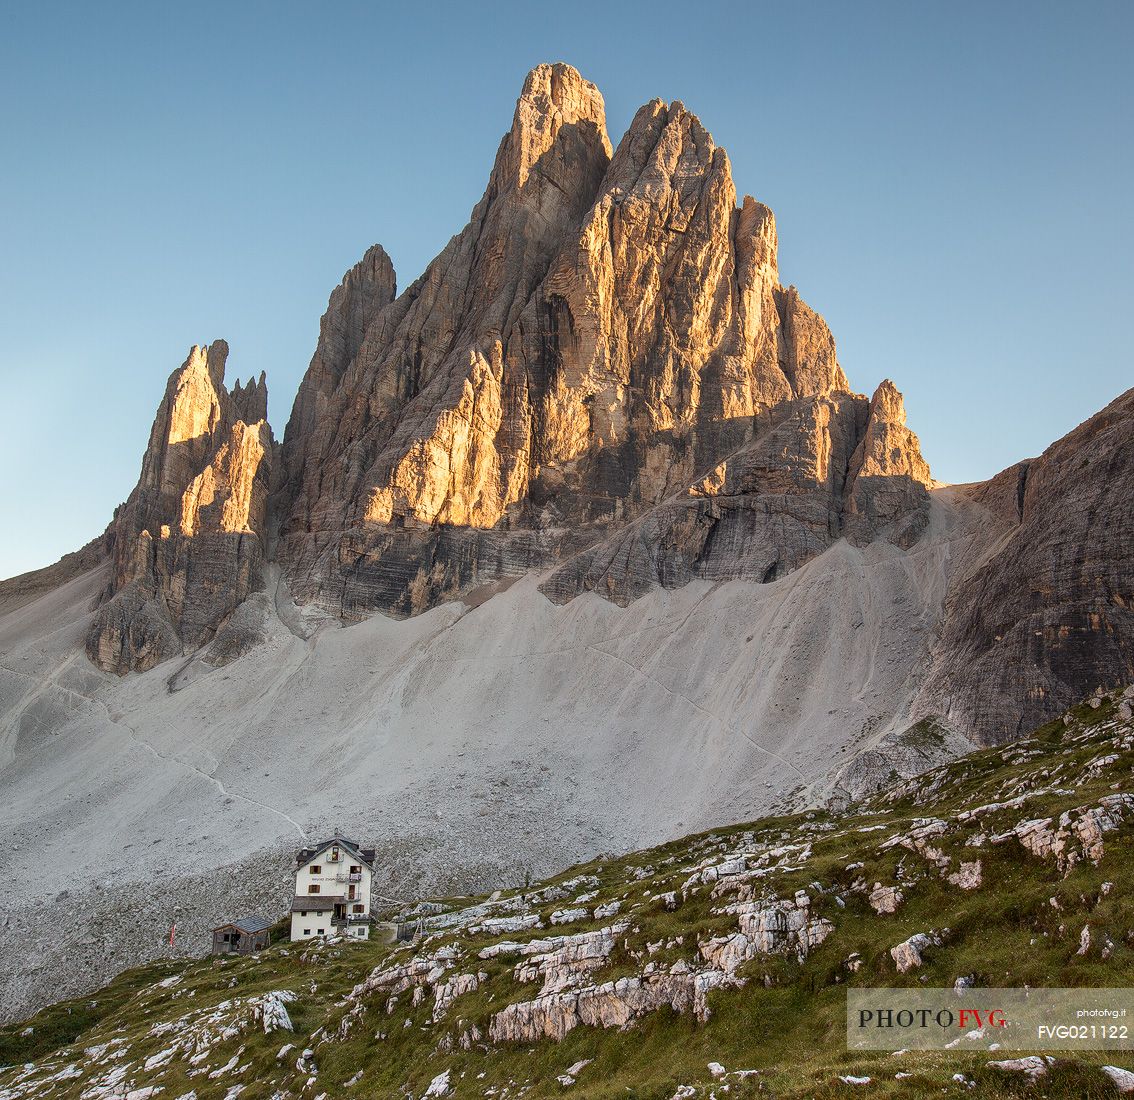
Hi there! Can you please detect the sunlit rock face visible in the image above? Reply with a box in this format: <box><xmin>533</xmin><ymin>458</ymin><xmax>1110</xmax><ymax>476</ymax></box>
<box><xmin>273</xmin><ymin>63</ymin><xmax>930</xmax><ymax>617</ymax></box>
<box><xmin>79</xmin><ymin>64</ymin><xmax>938</xmax><ymax>669</ymax></box>
<box><xmin>540</xmin><ymin>380</ymin><xmax>931</xmax><ymax>604</ymax></box>
<box><xmin>87</xmin><ymin>341</ymin><xmax>273</xmax><ymax>673</ymax></box>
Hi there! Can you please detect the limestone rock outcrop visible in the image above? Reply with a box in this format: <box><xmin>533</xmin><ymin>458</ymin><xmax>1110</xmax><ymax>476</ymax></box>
<box><xmin>273</xmin><ymin>62</ymin><xmax>930</xmax><ymax>618</ymax></box>
<box><xmin>86</xmin><ymin>341</ymin><xmax>273</xmax><ymax>673</ymax></box>
<box><xmin>541</xmin><ymin>380</ymin><xmax>934</xmax><ymax>603</ymax></box>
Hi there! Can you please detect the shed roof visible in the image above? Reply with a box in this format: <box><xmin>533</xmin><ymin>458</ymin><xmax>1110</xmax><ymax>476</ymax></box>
<box><xmin>213</xmin><ymin>914</ymin><xmax>273</xmax><ymax>934</ymax></box>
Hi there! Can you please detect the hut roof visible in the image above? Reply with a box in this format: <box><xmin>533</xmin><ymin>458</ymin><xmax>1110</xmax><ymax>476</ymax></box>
<box><xmin>213</xmin><ymin>914</ymin><xmax>273</xmax><ymax>934</ymax></box>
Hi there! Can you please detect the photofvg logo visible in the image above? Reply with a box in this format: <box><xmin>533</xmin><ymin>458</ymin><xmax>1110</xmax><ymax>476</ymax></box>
<box><xmin>847</xmin><ymin>989</ymin><xmax>1134</xmax><ymax>1051</ymax></box>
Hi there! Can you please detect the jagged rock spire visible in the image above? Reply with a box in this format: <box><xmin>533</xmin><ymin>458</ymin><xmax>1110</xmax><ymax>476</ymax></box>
<box><xmin>272</xmin><ymin>63</ymin><xmax>916</xmax><ymax>620</ymax></box>
<box><xmin>843</xmin><ymin>380</ymin><xmax>933</xmax><ymax>548</ymax></box>
<box><xmin>87</xmin><ymin>342</ymin><xmax>274</xmax><ymax>673</ymax></box>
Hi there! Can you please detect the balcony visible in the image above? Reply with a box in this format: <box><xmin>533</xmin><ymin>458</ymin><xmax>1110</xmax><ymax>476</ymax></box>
<box><xmin>348</xmin><ymin>872</ymin><xmax>362</xmax><ymax>883</ymax></box>
<box><xmin>331</xmin><ymin>913</ymin><xmax>369</xmax><ymax>928</ymax></box>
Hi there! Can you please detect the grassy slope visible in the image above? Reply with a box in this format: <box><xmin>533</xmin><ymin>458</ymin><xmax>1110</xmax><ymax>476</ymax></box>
<box><xmin>3</xmin><ymin>693</ymin><xmax>1134</xmax><ymax>1099</ymax></box>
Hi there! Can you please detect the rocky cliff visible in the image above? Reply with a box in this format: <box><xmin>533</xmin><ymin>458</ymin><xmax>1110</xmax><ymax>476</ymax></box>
<box><xmin>273</xmin><ymin>63</ymin><xmax>930</xmax><ymax>618</ymax></box>
<box><xmin>86</xmin><ymin>341</ymin><xmax>273</xmax><ymax>673</ymax></box>
<box><xmin>917</xmin><ymin>386</ymin><xmax>1134</xmax><ymax>742</ymax></box>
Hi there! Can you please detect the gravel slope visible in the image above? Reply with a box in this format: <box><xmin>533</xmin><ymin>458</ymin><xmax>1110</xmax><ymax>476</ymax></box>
<box><xmin>0</xmin><ymin>491</ymin><xmax>980</xmax><ymax>1023</ymax></box>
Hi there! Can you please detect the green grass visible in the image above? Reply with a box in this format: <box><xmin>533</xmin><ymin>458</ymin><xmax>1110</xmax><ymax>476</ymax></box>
<box><xmin>3</xmin><ymin>692</ymin><xmax>1134</xmax><ymax>1097</ymax></box>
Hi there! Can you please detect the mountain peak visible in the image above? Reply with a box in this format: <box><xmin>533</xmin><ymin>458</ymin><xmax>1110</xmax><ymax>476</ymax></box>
<box><xmin>90</xmin><ymin>68</ymin><xmax>936</xmax><ymax>667</ymax></box>
<box><xmin>502</xmin><ymin>63</ymin><xmax>611</xmax><ymax>190</ymax></box>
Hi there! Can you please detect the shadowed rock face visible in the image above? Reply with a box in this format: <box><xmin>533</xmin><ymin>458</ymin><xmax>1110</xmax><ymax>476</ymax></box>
<box><xmin>540</xmin><ymin>385</ymin><xmax>931</xmax><ymax>604</ymax></box>
<box><xmin>86</xmin><ymin>341</ymin><xmax>274</xmax><ymax>673</ymax></box>
<box><xmin>918</xmin><ymin>386</ymin><xmax>1134</xmax><ymax>743</ymax></box>
<box><xmin>272</xmin><ymin>62</ymin><xmax>929</xmax><ymax>617</ymax></box>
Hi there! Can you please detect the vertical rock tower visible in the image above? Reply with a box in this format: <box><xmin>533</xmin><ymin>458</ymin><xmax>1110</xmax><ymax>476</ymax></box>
<box><xmin>272</xmin><ymin>63</ymin><xmax>933</xmax><ymax>616</ymax></box>
<box><xmin>87</xmin><ymin>341</ymin><xmax>273</xmax><ymax>673</ymax></box>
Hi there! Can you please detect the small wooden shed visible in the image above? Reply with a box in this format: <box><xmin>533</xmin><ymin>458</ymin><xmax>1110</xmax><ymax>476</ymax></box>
<box><xmin>211</xmin><ymin>914</ymin><xmax>272</xmax><ymax>955</ymax></box>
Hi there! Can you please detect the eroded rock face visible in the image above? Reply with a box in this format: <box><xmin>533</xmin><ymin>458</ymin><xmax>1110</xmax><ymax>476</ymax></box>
<box><xmin>843</xmin><ymin>379</ymin><xmax>933</xmax><ymax>548</ymax></box>
<box><xmin>917</xmin><ymin>386</ymin><xmax>1134</xmax><ymax>742</ymax></box>
<box><xmin>87</xmin><ymin>341</ymin><xmax>273</xmax><ymax>673</ymax></box>
<box><xmin>541</xmin><ymin>381</ymin><xmax>932</xmax><ymax>603</ymax></box>
<box><xmin>273</xmin><ymin>63</ymin><xmax>931</xmax><ymax>618</ymax></box>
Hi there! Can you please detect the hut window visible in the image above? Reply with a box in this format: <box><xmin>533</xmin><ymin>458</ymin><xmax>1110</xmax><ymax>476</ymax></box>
<box><xmin>310</xmin><ymin>864</ymin><xmax>322</xmax><ymax>874</ymax></box>
<box><xmin>308</xmin><ymin>884</ymin><xmax>320</xmax><ymax>893</ymax></box>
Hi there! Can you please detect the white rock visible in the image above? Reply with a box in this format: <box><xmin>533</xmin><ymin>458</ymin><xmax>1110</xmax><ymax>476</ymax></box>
<box><xmin>474</xmin><ymin>915</ymin><xmax>541</xmax><ymax>934</ymax></box>
<box><xmin>988</xmin><ymin>1055</ymin><xmax>1052</xmax><ymax>1080</ymax></box>
<box><xmin>890</xmin><ymin>931</ymin><xmax>941</xmax><ymax>972</ymax></box>
<box><xmin>868</xmin><ymin>883</ymin><xmax>903</xmax><ymax>914</ymax></box>
<box><xmin>550</xmin><ymin>908</ymin><xmax>589</xmax><ymax>925</ymax></box>
<box><xmin>1102</xmin><ymin>1066</ymin><xmax>1134</xmax><ymax>1093</ymax></box>
<box><xmin>208</xmin><ymin>1054</ymin><xmax>240</xmax><ymax>1079</ymax></box>
<box><xmin>423</xmin><ymin>1068</ymin><xmax>452</xmax><ymax>1097</ymax></box>
<box><xmin>947</xmin><ymin>861</ymin><xmax>982</xmax><ymax>890</ymax></box>
<box><xmin>258</xmin><ymin>990</ymin><xmax>295</xmax><ymax>1033</ymax></box>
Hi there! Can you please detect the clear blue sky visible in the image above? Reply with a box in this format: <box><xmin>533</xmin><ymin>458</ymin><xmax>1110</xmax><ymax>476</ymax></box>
<box><xmin>1</xmin><ymin>1</ymin><xmax>1131</xmax><ymax>579</ymax></box>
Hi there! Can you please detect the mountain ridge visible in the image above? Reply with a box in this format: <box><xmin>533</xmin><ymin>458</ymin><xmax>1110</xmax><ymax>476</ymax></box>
<box><xmin>41</xmin><ymin>61</ymin><xmax>1129</xmax><ymax>748</ymax></box>
<box><xmin>79</xmin><ymin>62</ymin><xmax>939</xmax><ymax>675</ymax></box>
<box><xmin>0</xmin><ymin>62</ymin><xmax>1131</xmax><ymax>1029</ymax></box>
